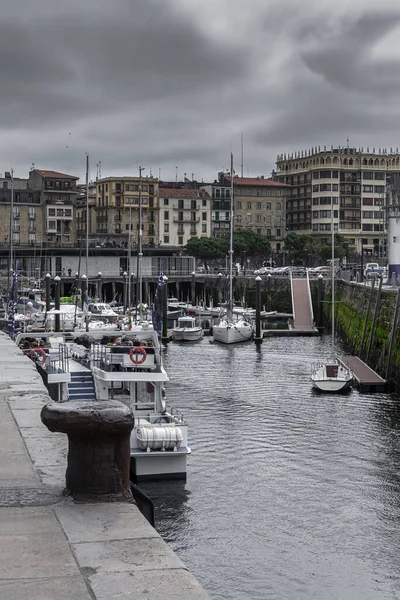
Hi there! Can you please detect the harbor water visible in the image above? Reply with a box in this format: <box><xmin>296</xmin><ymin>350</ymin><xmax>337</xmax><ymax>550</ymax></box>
<box><xmin>141</xmin><ymin>336</ymin><xmax>400</xmax><ymax>600</ymax></box>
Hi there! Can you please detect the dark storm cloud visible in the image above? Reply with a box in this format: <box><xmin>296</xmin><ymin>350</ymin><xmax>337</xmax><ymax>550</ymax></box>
<box><xmin>2</xmin><ymin>0</ymin><xmax>400</xmax><ymax>181</ymax></box>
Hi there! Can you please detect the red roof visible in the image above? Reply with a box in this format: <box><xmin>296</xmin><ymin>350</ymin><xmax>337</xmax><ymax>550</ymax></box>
<box><xmin>34</xmin><ymin>170</ymin><xmax>79</xmax><ymax>180</ymax></box>
<box><xmin>225</xmin><ymin>176</ymin><xmax>291</xmax><ymax>188</ymax></box>
<box><xmin>159</xmin><ymin>188</ymin><xmax>210</xmax><ymax>199</ymax></box>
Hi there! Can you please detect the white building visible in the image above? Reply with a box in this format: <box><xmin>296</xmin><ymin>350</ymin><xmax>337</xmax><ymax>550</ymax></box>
<box><xmin>158</xmin><ymin>188</ymin><xmax>212</xmax><ymax>247</ymax></box>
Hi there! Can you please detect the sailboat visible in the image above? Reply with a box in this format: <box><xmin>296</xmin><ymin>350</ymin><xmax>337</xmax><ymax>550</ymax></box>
<box><xmin>310</xmin><ymin>206</ymin><xmax>353</xmax><ymax>392</ymax></box>
<box><xmin>212</xmin><ymin>154</ymin><xmax>253</xmax><ymax>344</ymax></box>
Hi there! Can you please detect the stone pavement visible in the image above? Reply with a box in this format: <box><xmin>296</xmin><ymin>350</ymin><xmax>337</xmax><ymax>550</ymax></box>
<box><xmin>0</xmin><ymin>332</ymin><xmax>211</xmax><ymax>600</ymax></box>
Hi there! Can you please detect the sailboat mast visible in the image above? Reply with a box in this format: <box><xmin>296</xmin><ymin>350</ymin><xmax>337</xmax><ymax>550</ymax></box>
<box><xmin>229</xmin><ymin>154</ymin><xmax>234</xmax><ymax>314</ymax></box>
<box><xmin>9</xmin><ymin>169</ymin><xmax>14</xmax><ymax>279</ymax></box>
<box><xmin>137</xmin><ymin>166</ymin><xmax>145</xmax><ymax>321</ymax></box>
<box><xmin>85</xmin><ymin>154</ymin><xmax>89</xmax><ymax>280</ymax></box>
<box><xmin>331</xmin><ymin>198</ymin><xmax>335</xmax><ymax>349</ymax></box>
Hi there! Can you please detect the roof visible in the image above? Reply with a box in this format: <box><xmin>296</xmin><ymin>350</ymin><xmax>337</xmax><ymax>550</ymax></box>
<box><xmin>33</xmin><ymin>170</ymin><xmax>79</xmax><ymax>180</ymax></box>
<box><xmin>159</xmin><ymin>188</ymin><xmax>211</xmax><ymax>199</ymax></box>
<box><xmin>225</xmin><ymin>176</ymin><xmax>291</xmax><ymax>188</ymax></box>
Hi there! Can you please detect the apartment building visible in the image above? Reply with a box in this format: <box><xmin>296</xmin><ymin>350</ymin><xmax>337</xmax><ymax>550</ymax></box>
<box><xmin>217</xmin><ymin>174</ymin><xmax>290</xmax><ymax>252</ymax></box>
<box><xmin>28</xmin><ymin>169</ymin><xmax>79</xmax><ymax>247</ymax></box>
<box><xmin>95</xmin><ymin>176</ymin><xmax>160</xmax><ymax>247</ymax></box>
<box><xmin>0</xmin><ymin>172</ymin><xmax>42</xmax><ymax>248</ymax></box>
<box><xmin>158</xmin><ymin>188</ymin><xmax>211</xmax><ymax>247</ymax></box>
<box><xmin>275</xmin><ymin>146</ymin><xmax>400</xmax><ymax>252</ymax></box>
<box><xmin>200</xmin><ymin>181</ymin><xmax>231</xmax><ymax>238</ymax></box>
<box><xmin>76</xmin><ymin>181</ymin><xmax>97</xmax><ymax>244</ymax></box>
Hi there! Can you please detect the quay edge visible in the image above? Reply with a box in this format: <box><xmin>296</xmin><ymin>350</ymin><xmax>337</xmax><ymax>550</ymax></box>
<box><xmin>0</xmin><ymin>332</ymin><xmax>211</xmax><ymax>600</ymax></box>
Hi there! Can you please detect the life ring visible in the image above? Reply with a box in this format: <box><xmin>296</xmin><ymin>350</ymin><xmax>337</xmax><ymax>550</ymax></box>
<box><xmin>28</xmin><ymin>348</ymin><xmax>47</xmax><ymax>364</ymax></box>
<box><xmin>129</xmin><ymin>346</ymin><xmax>147</xmax><ymax>365</ymax></box>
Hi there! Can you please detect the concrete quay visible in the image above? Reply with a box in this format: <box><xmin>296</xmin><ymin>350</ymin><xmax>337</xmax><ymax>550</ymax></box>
<box><xmin>0</xmin><ymin>332</ymin><xmax>210</xmax><ymax>600</ymax></box>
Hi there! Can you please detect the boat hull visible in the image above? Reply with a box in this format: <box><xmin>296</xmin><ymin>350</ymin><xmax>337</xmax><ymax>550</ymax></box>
<box><xmin>310</xmin><ymin>362</ymin><xmax>353</xmax><ymax>392</ymax></box>
<box><xmin>172</xmin><ymin>328</ymin><xmax>203</xmax><ymax>341</ymax></box>
<box><xmin>213</xmin><ymin>322</ymin><xmax>253</xmax><ymax>344</ymax></box>
<box><xmin>130</xmin><ymin>450</ymin><xmax>189</xmax><ymax>481</ymax></box>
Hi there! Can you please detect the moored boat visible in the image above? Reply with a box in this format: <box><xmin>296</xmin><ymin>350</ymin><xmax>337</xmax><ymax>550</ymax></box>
<box><xmin>172</xmin><ymin>316</ymin><xmax>203</xmax><ymax>341</ymax></box>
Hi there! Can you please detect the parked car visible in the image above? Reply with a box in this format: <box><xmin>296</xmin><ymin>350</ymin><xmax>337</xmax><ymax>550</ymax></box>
<box><xmin>254</xmin><ymin>266</ymin><xmax>273</xmax><ymax>275</ymax></box>
<box><xmin>308</xmin><ymin>266</ymin><xmax>329</xmax><ymax>276</ymax></box>
<box><xmin>364</xmin><ymin>263</ymin><xmax>384</xmax><ymax>279</ymax></box>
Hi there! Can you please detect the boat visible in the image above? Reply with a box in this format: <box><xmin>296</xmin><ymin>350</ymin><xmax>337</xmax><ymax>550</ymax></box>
<box><xmin>16</xmin><ymin>324</ymin><xmax>190</xmax><ymax>481</ymax></box>
<box><xmin>310</xmin><ymin>207</ymin><xmax>353</xmax><ymax>392</ymax></box>
<box><xmin>172</xmin><ymin>316</ymin><xmax>203</xmax><ymax>342</ymax></box>
<box><xmin>88</xmin><ymin>302</ymin><xmax>119</xmax><ymax>318</ymax></box>
<box><xmin>213</xmin><ymin>154</ymin><xmax>253</xmax><ymax>344</ymax></box>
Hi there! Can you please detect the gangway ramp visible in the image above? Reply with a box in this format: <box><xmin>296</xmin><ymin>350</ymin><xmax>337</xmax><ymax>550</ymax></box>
<box><xmin>290</xmin><ymin>276</ymin><xmax>319</xmax><ymax>335</ymax></box>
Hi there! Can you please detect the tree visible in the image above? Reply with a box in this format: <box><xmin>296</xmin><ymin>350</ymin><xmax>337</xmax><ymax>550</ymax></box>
<box><xmin>185</xmin><ymin>237</ymin><xmax>225</xmax><ymax>269</ymax></box>
<box><xmin>284</xmin><ymin>232</ymin><xmax>308</xmax><ymax>264</ymax></box>
<box><xmin>217</xmin><ymin>230</ymin><xmax>271</xmax><ymax>266</ymax></box>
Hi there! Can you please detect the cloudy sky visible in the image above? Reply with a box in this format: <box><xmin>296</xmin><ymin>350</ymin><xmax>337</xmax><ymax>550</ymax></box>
<box><xmin>2</xmin><ymin>0</ymin><xmax>400</xmax><ymax>183</ymax></box>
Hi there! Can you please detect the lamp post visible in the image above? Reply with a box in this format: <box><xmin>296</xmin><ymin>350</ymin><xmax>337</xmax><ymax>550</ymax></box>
<box><xmin>123</xmin><ymin>272</ymin><xmax>128</xmax><ymax>313</ymax></box>
<box><xmin>81</xmin><ymin>274</ymin><xmax>89</xmax><ymax>332</ymax></box>
<box><xmin>54</xmin><ymin>276</ymin><xmax>61</xmax><ymax>332</ymax></box>
<box><xmin>97</xmin><ymin>271</ymin><xmax>102</xmax><ymax>302</ymax></box>
<box><xmin>45</xmin><ymin>273</ymin><xmax>51</xmax><ymax>313</ymax></box>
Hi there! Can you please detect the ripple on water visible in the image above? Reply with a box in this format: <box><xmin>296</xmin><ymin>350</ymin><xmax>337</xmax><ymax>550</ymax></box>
<box><xmin>141</xmin><ymin>337</ymin><xmax>400</xmax><ymax>600</ymax></box>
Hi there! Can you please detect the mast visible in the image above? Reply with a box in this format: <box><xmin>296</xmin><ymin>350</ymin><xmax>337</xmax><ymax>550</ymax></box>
<box><xmin>85</xmin><ymin>154</ymin><xmax>89</xmax><ymax>281</ymax></box>
<box><xmin>9</xmin><ymin>169</ymin><xmax>14</xmax><ymax>280</ymax></box>
<box><xmin>229</xmin><ymin>153</ymin><xmax>234</xmax><ymax>316</ymax></box>
<box><xmin>136</xmin><ymin>166</ymin><xmax>145</xmax><ymax>321</ymax></box>
<box><xmin>331</xmin><ymin>198</ymin><xmax>335</xmax><ymax>350</ymax></box>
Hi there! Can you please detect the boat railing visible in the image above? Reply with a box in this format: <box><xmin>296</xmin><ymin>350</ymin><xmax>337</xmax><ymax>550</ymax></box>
<box><xmin>90</xmin><ymin>343</ymin><xmax>160</xmax><ymax>371</ymax></box>
<box><xmin>24</xmin><ymin>343</ymin><xmax>70</xmax><ymax>373</ymax></box>
<box><xmin>165</xmin><ymin>402</ymin><xmax>186</xmax><ymax>424</ymax></box>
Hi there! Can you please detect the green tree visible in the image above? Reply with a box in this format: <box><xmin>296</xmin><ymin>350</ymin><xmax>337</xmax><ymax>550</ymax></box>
<box><xmin>185</xmin><ymin>237</ymin><xmax>225</xmax><ymax>269</ymax></box>
<box><xmin>284</xmin><ymin>232</ymin><xmax>308</xmax><ymax>264</ymax></box>
<box><xmin>218</xmin><ymin>230</ymin><xmax>271</xmax><ymax>266</ymax></box>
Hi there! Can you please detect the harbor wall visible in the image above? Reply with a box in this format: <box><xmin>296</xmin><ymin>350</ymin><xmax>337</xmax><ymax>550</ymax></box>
<box><xmin>321</xmin><ymin>281</ymin><xmax>400</xmax><ymax>390</ymax></box>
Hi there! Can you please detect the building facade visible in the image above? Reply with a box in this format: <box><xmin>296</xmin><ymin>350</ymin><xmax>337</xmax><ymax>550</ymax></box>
<box><xmin>275</xmin><ymin>146</ymin><xmax>400</xmax><ymax>253</ymax></box>
<box><xmin>28</xmin><ymin>169</ymin><xmax>79</xmax><ymax>247</ymax></box>
<box><xmin>217</xmin><ymin>174</ymin><xmax>290</xmax><ymax>252</ymax></box>
<box><xmin>0</xmin><ymin>172</ymin><xmax>42</xmax><ymax>250</ymax></box>
<box><xmin>158</xmin><ymin>188</ymin><xmax>212</xmax><ymax>247</ymax></box>
<box><xmin>94</xmin><ymin>176</ymin><xmax>159</xmax><ymax>248</ymax></box>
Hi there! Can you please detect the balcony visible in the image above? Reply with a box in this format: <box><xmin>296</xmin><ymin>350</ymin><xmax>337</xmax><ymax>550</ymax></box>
<box><xmin>173</xmin><ymin>217</ymin><xmax>200</xmax><ymax>223</ymax></box>
<box><xmin>340</xmin><ymin>202</ymin><xmax>361</xmax><ymax>209</ymax></box>
<box><xmin>190</xmin><ymin>230</ymin><xmax>197</xmax><ymax>236</ymax></box>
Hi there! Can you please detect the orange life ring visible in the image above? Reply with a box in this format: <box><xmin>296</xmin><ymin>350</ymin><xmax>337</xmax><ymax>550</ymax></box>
<box><xmin>28</xmin><ymin>348</ymin><xmax>47</xmax><ymax>364</ymax></box>
<box><xmin>129</xmin><ymin>346</ymin><xmax>147</xmax><ymax>365</ymax></box>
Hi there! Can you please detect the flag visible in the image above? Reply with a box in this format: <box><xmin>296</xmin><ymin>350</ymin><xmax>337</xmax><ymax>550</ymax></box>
<box><xmin>152</xmin><ymin>267</ymin><xmax>165</xmax><ymax>339</ymax></box>
<box><xmin>7</xmin><ymin>261</ymin><xmax>19</xmax><ymax>339</ymax></box>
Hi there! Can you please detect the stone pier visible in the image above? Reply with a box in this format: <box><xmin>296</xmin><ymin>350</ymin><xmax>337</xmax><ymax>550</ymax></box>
<box><xmin>0</xmin><ymin>332</ymin><xmax>210</xmax><ymax>600</ymax></box>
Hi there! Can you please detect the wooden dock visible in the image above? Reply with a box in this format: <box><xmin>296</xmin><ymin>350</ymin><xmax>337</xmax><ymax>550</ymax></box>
<box><xmin>339</xmin><ymin>356</ymin><xmax>386</xmax><ymax>392</ymax></box>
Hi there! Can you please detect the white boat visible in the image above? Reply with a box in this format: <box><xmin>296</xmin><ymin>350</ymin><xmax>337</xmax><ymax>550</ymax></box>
<box><xmin>18</xmin><ymin>326</ymin><xmax>190</xmax><ymax>480</ymax></box>
<box><xmin>88</xmin><ymin>302</ymin><xmax>119</xmax><ymax>318</ymax></box>
<box><xmin>172</xmin><ymin>316</ymin><xmax>203</xmax><ymax>341</ymax></box>
<box><xmin>213</xmin><ymin>154</ymin><xmax>253</xmax><ymax>345</ymax></box>
<box><xmin>310</xmin><ymin>207</ymin><xmax>353</xmax><ymax>392</ymax></box>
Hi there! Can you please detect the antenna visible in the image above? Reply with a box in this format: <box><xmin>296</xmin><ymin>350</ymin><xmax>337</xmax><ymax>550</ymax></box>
<box><xmin>158</xmin><ymin>168</ymin><xmax>161</xmax><ymax>181</ymax></box>
<box><xmin>175</xmin><ymin>166</ymin><xmax>178</xmax><ymax>183</ymax></box>
<box><xmin>241</xmin><ymin>133</ymin><xmax>244</xmax><ymax>178</ymax></box>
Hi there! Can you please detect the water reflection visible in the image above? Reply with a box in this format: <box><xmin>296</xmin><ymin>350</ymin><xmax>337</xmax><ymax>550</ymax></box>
<box><xmin>147</xmin><ymin>336</ymin><xmax>400</xmax><ymax>600</ymax></box>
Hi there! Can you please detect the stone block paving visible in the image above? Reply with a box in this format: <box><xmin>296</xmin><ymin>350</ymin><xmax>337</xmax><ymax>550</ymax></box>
<box><xmin>0</xmin><ymin>333</ymin><xmax>211</xmax><ymax>600</ymax></box>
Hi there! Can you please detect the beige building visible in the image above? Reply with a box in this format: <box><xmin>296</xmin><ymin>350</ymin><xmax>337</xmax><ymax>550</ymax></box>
<box><xmin>158</xmin><ymin>188</ymin><xmax>212</xmax><ymax>247</ymax></box>
<box><xmin>218</xmin><ymin>174</ymin><xmax>290</xmax><ymax>252</ymax></box>
<box><xmin>275</xmin><ymin>146</ymin><xmax>400</xmax><ymax>252</ymax></box>
<box><xmin>0</xmin><ymin>172</ymin><xmax>42</xmax><ymax>248</ymax></box>
<box><xmin>28</xmin><ymin>169</ymin><xmax>79</xmax><ymax>247</ymax></box>
<box><xmin>95</xmin><ymin>176</ymin><xmax>160</xmax><ymax>247</ymax></box>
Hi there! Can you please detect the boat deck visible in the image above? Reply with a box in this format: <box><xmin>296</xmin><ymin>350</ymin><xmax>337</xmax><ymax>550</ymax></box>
<box><xmin>338</xmin><ymin>356</ymin><xmax>386</xmax><ymax>392</ymax></box>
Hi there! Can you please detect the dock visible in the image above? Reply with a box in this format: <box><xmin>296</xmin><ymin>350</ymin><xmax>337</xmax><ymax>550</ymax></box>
<box><xmin>0</xmin><ymin>332</ymin><xmax>210</xmax><ymax>600</ymax></box>
<box><xmin>290</xmin><ymin>277</ymin><xmax>319</xmax><ymax>336</ymax></box>
<box><xmin>339</xmin><ymin>355</ymin><xmax>386</xmax><ymax>392</ymax></box>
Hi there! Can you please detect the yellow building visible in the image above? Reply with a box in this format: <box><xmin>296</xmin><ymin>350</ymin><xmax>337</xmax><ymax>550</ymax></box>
<box><xmin>94</xmin><ymin>176</ymin><xmax>159</xmax><ymax>247</ymax></box>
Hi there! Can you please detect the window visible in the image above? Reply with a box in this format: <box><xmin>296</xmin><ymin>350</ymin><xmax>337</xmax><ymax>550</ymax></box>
<box><xmin>202</xmin><ymin>199</ymin><xmax>207</xmax><ymax>206</ymax></box>
<box><xmin>362</xmin><ymin>211</ymin><xmax>373</xmax><ymax>219</ymax></box>
<box><xmin>215</xmin><ymin>189</ymin><xmax>221</xmax><ymax>198</ymax></box>
<box><xmin>215</xmin><ymin>211</ymin><xmax>219</xmax><ymax>221</ymax></box>
<box><xmin>191</xmin><ymin>212</ymin><xmax>196</xmax><ymax>221</ymax></box>
<box><xmin>266</xmin><ymin>215</ymin><xmax>271</xmax><ymax>223</ymax></box>
<box><xmin>319</xmin><ymin>223</ymin><xmax>331</xmax><ymax>231</ymax></box>
<box><xmin>164</xmin><ymin>198</ymin><xmax>169</xmax><ymax>206</ymax></box>
<box><xmin>266</xmin><ymin>229</ymin><xmax>271</xmax><ymax>238</ymax></box>
<box><xmin>28</xmin><ymin>207</ymin><xmax>35</xmax><ymax>218</ymax></box>
<box><xmin>320</xmin><ymin>170</ymin><xmax>331</xmax><ymax>178</ymax></box>
<box><xmin>374</xmin><ymin>186</ymin><xmax>385</xmax><ymax>194</ymax></box>
<box><xmin>320</xmin><ymin>184</ymin><xmax>331</xmax><ymax>191</ymax></box>
<box><xmin>190</xmin><ymin>224</ymin><xmax>196</xmax><ymax>234</ymax></box>
<box><xmin>12</xmin><ymin>232</ymin><xmax>20</xmax><ymax>244</ymax></box>
<box><xmin>313</xmin><ymin>210</ymin><xmax>319</xmax><ymax>219</ymax></box>
<box><xmin>164</xmin><ymin>235</ymin><xmax>169</xmax><ymax>243</ymax></box>
<box><xmin>362</xmin><ymin>224</ymin><xmax>373</xmax><ymax>231</ymax></box>
<box><xmin>202</xmin><ymin>212</ymin><xmax>207</xmax><ymax>221</ymax></box>
<box><xmin>332</xmin><ymin>184</ymin><xmax>339</xmax><ymax>191</ymax></box>
<box><xmin>225</xmin><ymin>212</ymin><xmax>230</xmax><ymax>221</ymax></box>
<box><xmin>320</xmin><ymin>210</ymin><xmax>331</xmax><ymax>218</ymax></box>
<box><xmin>178</xmin><ymin>211</ymin><xmax>183</xmax><ymax>221</ymax></box>
<box><xmin>374</xmin><ymin>211</ymin><xmax>384</xmax><ymax>220</ymax></box>
<box><xmin>237</xmin><ymin>201</ymin><xmax>242</xmax><ymax>209</ymax></box>
<box><xmin>247</xmin><ymin>202</ymin><xmax>252</xmax><ymax>209</ymax></box>
<box><xmin>313</xmin><ymin>184</ymin><xmax>319</xmax><ymax>192</ymax></box>
<box><xmin>374</xmin><ymin>172</ymin><xmax>385</xmax><ymax>180</ymax></box>
<box><xmin>202</xmin><ymin>224</ymin><xmax>207</xmax><ymax>233</ymax></box>
<box><xmin>256</xmin><ymin>215</ymin><xmax>262</xmax><ymax>223</ymax></box>
<box><xmin>276</xmin><ymin>228</ymin><xmax>281</xmax><ymax>237</ymax></box>
<box><xmin>29</xmin><ymin>233</ymin><xmax>35</xmax><ymax>244</ymax></box>
<box><xmin>48</xmin><ymin>220</ymin><xmax>56</xmax><ymax>229</ymax></box>
<box><xmin>363</xmin><ymin>198</ymin><xmax>373</xmax><ymax>205</ymax></box>
<box><xmin>178</xmin><ymin>200</ymin><xmax>184</xmax><ymax>209</ymax></box>
<box><xmin>257</xmin><ymin>202</ymin><xmax>262</xmax><ymax>210</ymax></box>
<box><xmin>266</xmin><ymin>202</ymin><xmax>271</xmax><ymax>209</ymax></box>
<box><xmin>246</xmin><ymin>214</ymin><xmax>252</xmax><ymax>224</ymax></box>
<box><xmin>276</xmin><ymin>202</ymin><xmax>281</xmax><ymax>210</ymax></box>
<box><xmin>363</xmin><ymin>172</ymin><xmax>374</xmax><ymax>180</ymax></box>
<box><xmin>363</xmin><ymin>185</ymin><xmax>373</xmax><ymax>193</ymax></box>
<box><xmin>164</xmin><ymin>223</ymin><xmax>169</xmax><ymax>232</ymax></box>
<box><xmin>164</xmin><ymin>211</ymin><xmax>169</xmax><ymax>220</ymax></box>
<box><xmin>116</xmin><ymin>196</ymin><xmax>121</xmax><ymax>207</ymax></box>
<box><xmin>178</xmin><ymin>236</ymin><xmax>183</xmax><ymax>245</ymax></box>
<box><xmin>65</xmin><ymin>209</ymin><xmax>72</xmax><ymax>217</ymax></box>
<box><xmin>191</xmin><ymin>200</ymin><xmax>197</xmax><ymax>210</ymax></box>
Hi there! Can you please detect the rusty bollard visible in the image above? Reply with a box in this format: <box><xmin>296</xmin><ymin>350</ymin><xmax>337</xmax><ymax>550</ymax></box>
<box><xmin>41</xmin><ymin>401</ymin><xmax>134</xmax><ymax>501</ymax></box>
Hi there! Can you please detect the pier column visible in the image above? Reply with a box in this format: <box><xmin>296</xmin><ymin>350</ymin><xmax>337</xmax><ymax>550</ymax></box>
<box><xmin>81</xmin><ymin>274</ymin><xmax>89</xmax><ymax>333</ymax></box>
<box><xmin>267</xmin><ymin>273</ymin><xmax>272</xmax><ymax>312</ymax></box>
<box><xmin>162</xmin><ymin>275</ymin><xmax>169</xmax><ymax>342</ymax></box>
<box><xmin>41</xmin><ymin>401</ymin><xmax>134</xmax><ymax>500</ymax></box>
<box><xmin>191</xmin><ymin>271</ymin><xmax>196</xmax><ymax>306</ymax></box>
<box><xmin>45</xmin><ymin>272</ymin><xmax>51</xmax><ymax>312</ymax></box>
<box><xmin>54</xmin><ymin>275</ymin><xmax>60</xmax><ymax>332</ymax></box>
<box><xmin>254</xmin><ymin>275</ymin><xmax>262</xmax><ymax>343</ymax></box>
